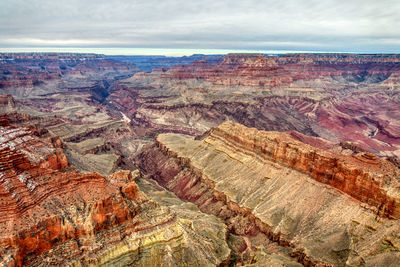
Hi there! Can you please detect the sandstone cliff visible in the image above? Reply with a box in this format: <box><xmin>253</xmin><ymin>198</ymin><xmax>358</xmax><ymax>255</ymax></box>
<box><xmin>210</xmin><ymin>121</ymin><xmax>400</xmax><ymax>219</ymax></box>
<box><xmin>138</xmin><ymin>121</ymin><xmax>400</xmax><ymax>266</ymax></box>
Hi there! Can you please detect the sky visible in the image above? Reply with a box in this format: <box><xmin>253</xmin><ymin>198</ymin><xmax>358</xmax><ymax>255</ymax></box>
<box><xmin>1</xmin><ymin>0</ymin><xmax>400</xmax><ymax>55</ymax></box>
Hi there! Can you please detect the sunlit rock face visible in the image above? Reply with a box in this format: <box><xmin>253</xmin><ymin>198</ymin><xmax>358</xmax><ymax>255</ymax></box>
<box><xmin>110</xmin><ymin>53</ymin><xmax>400</xmax><ymax>159</ymax></box>
<box><xmin>0</xmin><ymin>117</ymin><xmax>230</xmax><ymax>267</ymax></box>
<box><xmin>138</xmin><ymin>121</ymin><xmax>400</xmax><ymax>266</ymax></box>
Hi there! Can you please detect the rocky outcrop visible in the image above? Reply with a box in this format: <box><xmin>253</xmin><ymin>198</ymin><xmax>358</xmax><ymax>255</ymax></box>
<box><xmin>0</xmin><ymin>119</ymin><xmax>230</xmax><ymax>266</ymax></box>
<box><xmin>0</xmin><ymin>94</ymin><xmax>16</xmax><ymax>109</ymax></box>
<box><xmin>138</xmin><ymin>122</ymin><xmax>400</xmax><ymax>266</ymax></box>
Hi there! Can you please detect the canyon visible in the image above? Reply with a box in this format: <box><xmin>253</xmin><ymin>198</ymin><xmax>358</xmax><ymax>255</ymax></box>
<box><xmin>138</xmin><ymin>121</ymin><xmax>400</xmax><ymax>266</ymax></box>
<box><xmin>0</xmin><ymin>114</ymin><xmax>230</xmax><ymax>266</ymax></box>
<box><xmin>111</xmin><ymin>53</ymin><xmax>400</xmax><ymax>158</ymax></box>
<box><xmin>0</xmin><ymin>52</ymin><xmax>400</xmax><ymax>266</ymax></box>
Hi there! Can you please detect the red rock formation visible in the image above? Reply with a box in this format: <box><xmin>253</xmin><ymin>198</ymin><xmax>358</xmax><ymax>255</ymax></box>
<box><xmin>138</xmin><ymin>139</ymin><xmax>319</xmax><ymax>265</ymax></box>
<box><xmin>0</xmin><ymin>118</ymin><xmax>169</xmax><ymax>266</ymax></box>
<box><xmin>148</xmin><ymin>53</ymin><xmax>400</xmax><ymax>88</ymax></box>
<box><xmin>111</xmin><ymin>53</ymin><xmax>400</xmax><ymax>158</ymax></box>
<box><xmin>138</xmin><ymin>121</ymin><xmax>400</xmax><ymax>266</ymax></box>
<box><xmin>210</xmin><ymin>121</ymin><xmax>400</xmax><ymax>218</ymax></box>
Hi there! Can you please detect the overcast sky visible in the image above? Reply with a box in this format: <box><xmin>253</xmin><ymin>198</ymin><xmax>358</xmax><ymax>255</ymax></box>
<box><xmin>1</xmin><ymin>0</ymin><xmax>400</xmax><ymax>54</ymax></box>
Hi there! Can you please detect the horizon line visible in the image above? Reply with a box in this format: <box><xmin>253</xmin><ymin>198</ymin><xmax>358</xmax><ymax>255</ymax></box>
<box><xmin>1</xmin><ymin>47</ymin><xmax>400</xmax><ymax>57</ymax></box>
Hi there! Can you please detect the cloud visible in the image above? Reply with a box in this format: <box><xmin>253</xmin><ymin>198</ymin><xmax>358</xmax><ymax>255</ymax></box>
<box><xmin>1</xmin><ymin>0</ymin><xmax>400</xmax><ymax>52</ymax></box>
<box><xmin>1</xmin><ymin>38</ymin><xmax>126</xmax><ymax>46</ymax></box>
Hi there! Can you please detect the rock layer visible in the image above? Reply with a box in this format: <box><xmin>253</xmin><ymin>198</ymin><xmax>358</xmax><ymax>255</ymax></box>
<box><xmin>0</xmin><ymin>118</ymin><xmax>230</xmax><ymax>266</ymax></box>
<box><xmin>3</xmin><ymin>52</ymin><xmax>400</xmax><ymax>266</ymax></box>
<box><xmin>210</xmin><ymin>121</ymin><xmax>400</xmax><ymax>219</ymax></box>
<box><xmin>112</xmin><ymin>53</ymin><xmax>400</xmax><ymax>159</ymax></box>
<box><xmin>138</xmin><ymin>122</ymin><xmax>400</xmax><ymax>266</ymax></box>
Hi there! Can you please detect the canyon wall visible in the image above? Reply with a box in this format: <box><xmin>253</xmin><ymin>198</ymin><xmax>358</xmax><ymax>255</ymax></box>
<box><xmin>2</xmin><ymin>53</ymin><xmax>400</xmax><ymax>266</ymax></box>
<box><xmin>210</xmin><ymin>121</ymin><xmax>400</xmax><ymax>219</ymax></box>
<box><xmin>161</xmin><ymin>53</ymin><xmax>400</xmax><ymax>87</ymax></box>
<box><xmin>2</xmin><ymin>52</ymin><xmax>399</xmax><ymax>160</ymax></box>
<box><xmin>0</xmin><ymin>117</ymin><xmax>230</xmax><ymax>266</ymax></box>
<box><xmin>0</xmin><ymin>53</ymin><xmax>137</xmax><ymax>99</ymax></box>
<box><xmin>138</xmin><ymin>122</ymin><xmax>400</xmax><ymax>266</ymax></box>
<box><xmin>109</xmin><ymin>53</ymin><xmax>400</xmax><ymax>159</ymax></box>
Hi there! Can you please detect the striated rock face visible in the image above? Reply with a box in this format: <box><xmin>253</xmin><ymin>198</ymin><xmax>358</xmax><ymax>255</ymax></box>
<box><xmin>2</xmin><ymin>52</ymin><xmax>400</xmax><ymax>159</ymax></box>
<box><xmin>160</xmin><ymin>53</ymin><xmax>400</xmax><ymax>87</ymax></box>
<box><xmin>0</xmin><ymin>53</ymin><xmax>137</xmax><ymax>101</ymax></box>
<box><xmin>138</xmin><ymin>121</ymin><xmax>400</xmax><ymax>266</ymax></box>
<box><xmin>0</xmin><ymin>119</ymin><xmax>230</xmax><ymax>266</ymax></box>
<box><xmin>210</xmin><ymin>121</ymin><xmax>400</xmax><ymax>219</ymax></box>
<box><xmin>3</xmin><ymin>52</ymin><xmax>400</xmax><ymax>265</ymax></box>
<box><xmin>111</xmin><ymin>53</ymin><xmax>400</xmax><ymax>159</ymax></box>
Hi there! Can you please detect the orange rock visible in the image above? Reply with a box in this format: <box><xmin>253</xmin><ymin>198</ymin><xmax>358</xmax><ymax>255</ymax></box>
<box><xmin>210</xmin><ymin>121</ymin><xmax>400</xmax><ymax>218</ymax></box>
<box><xmin>0</xmin><ymin>119</ymin><xmax>163</xmax><ymax>266</ymax></box>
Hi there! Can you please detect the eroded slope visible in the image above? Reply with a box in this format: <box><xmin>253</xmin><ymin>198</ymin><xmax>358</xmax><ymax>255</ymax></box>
<box><xmin>0</xmin><ymin>117</ymin><xmax>230</xmax><ymax>266</ymax></box>
<box><xmin>139</xmin><ymin>121</ymin><xmax>400</xmax><ymax>266</ymax></box>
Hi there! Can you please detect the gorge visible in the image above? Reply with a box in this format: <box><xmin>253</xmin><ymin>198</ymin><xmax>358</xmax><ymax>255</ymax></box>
<box><xmin>0</xmin><ymin>52</ymin><xmax>400</xmax><ymax>266</ymax></box>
